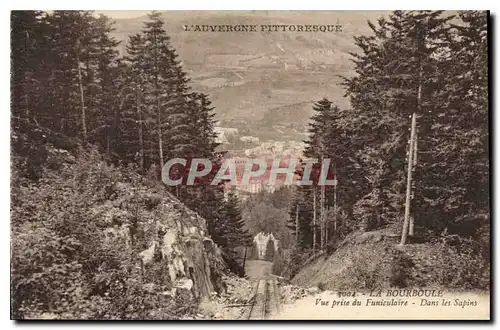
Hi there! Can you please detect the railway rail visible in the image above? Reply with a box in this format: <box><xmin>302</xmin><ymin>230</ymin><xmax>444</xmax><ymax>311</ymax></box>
<box><xmin>247</xmin><ymin>278</ymin><xmax>279</xmax><ymax>320</ymax></box>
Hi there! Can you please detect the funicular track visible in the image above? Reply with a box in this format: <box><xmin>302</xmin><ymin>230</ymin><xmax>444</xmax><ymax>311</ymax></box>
<box><xmin>247</xmin><ymin>279</ymin><xmax>278</xmax><ymax>320</ymax></box>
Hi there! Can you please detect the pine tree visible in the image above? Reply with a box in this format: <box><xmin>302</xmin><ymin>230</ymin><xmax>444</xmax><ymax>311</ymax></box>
<box><xmin>122</xmin><ymin>33</ymin><xmax>150</xmax><ymax>169</ymax></box>
<box><xmin>264</xmin><ymin>238</ymin><xmax>276</xmax><ymax>262</ymax></box>
<box><xmin>120</xmin><ymin>12</ymin><xmax>231</xmax><ymax>260</ymax></box>
<box><xmin>415</xmin><ymin>11</ymin><xmax>489</xmax><ymax>237</ymax></box>
<box><xmin>342</xmin><ymin>11</ymin><xmax>455</xmax><ymax>233</ymax></box>
<box><xmin>220</xmin><ymin>190</ymin><xmax>253</xmax><ymax>251</ymax></box>
<box><xmin>288</xmin><ymin>99</ymin><xmax>353</xmax><ymax>248</ymax></box>
<box><xmin>11</xmin><ymin>11</ymin><xmax>43</xmax><ymax>131</ymax></box>
<box><xmin>287</xmin><ymin>186</ymin><xmax>314</xmax><ymax>249</ymax></box>
<box><xmin>86</xmin><ymin>14</ymin><xmax>122</xmax><ymax>156</ymax></box>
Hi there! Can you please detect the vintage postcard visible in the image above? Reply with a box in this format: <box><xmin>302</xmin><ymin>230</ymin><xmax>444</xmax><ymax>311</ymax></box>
<box><xmin>10</xmin><ymin>10</ymin><xmax>490</xmax><ymax>320</ymax></box>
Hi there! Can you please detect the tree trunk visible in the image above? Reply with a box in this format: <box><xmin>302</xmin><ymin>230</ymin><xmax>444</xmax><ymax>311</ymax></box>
<box><xmin>156</xmin><ymin>96</ymin><xmax>163</xmax><ymax>172</ymax></box>
<box><xmin>136</xmin><ymin>89</ymin><xmax>144</xmax><ymax>172</ymax></box>
<box><xmin>76</xmin><ymin>49</ymin><xmax>87</xmax><ymax>141</ymax></box>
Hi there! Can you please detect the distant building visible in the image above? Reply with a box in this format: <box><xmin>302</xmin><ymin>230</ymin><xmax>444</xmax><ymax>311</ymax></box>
<box><xmin>253</xmin><ymin>232</ymin><xmax>279</xmax><ymax>259</ymax></box>
<box><xmin>239</xmin><ymin>136</ymin><xmax>260</xmax><ymax>144</ymax></box>
<box><xmin>214</xmin><ymin>127</ymin><xmax>239</xmax><ymax>144</ymax></box>
<box><xmin>284</xmin><ymin>62</ymin><xmax>298</xmax><ymax>71</ymax></box>
<box><xmin>222</xmin><ymin>155</ymin><xmax>301</xmax><ymax>195</ymax></box>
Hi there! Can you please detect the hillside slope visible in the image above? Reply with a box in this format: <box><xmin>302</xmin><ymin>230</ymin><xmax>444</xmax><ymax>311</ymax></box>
<box><xmin>291</xmin><ymin>228</ymin><xmax>489</xmax><ymax>292</ymax></box>
<box><xmin>109</xmin><ymin>11</ymin><xmax>388</xmax><ymax>123</ymax></box>
<box><xmin>11</xmin><ymin>144</ymin><xmax>228</xmax><ymax>319</ymax></box>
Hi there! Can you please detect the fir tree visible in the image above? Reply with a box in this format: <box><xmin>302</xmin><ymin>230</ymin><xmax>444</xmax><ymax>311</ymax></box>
<box><xmin>264</xmin><ymin>238</ymin><xmax>276</xmax><ymax>262</ymax></box>
<box><xmin>220</xmin><ymin>189</ymin><xmax>253</xmax><ymax>251</ymax></box>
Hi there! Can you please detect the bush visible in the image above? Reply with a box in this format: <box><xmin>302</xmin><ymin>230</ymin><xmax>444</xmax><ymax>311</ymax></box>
<box><xmin>277</xmin><ymin>246</ymin><xmax>313</xmax><ymax>280</ymax></box>
<box><xmin>434</xmin><ymin>239</ymin><xmax>490</xmax><ymax>290</ymax></box>
<box><xmin>331</xmin><ymin>243</ymin><xmax>391</xmax><ymax>291</ymax></box>
<box><xmin>271</xmin><ymin>248</ymin><xmax>285</xmax><ymax>276</ymax></box>
<box><xmin>353</xmin><ymin>189</ymin><xmax>385</xmax><ymax>232</ymax></box>
<box><xmin>10</xmin><ymin>147</ymin><xmax>208</xmax><ymax>319</ymax></box>
<box><xmin>389</xmin><ymin>251</ymin><xmax>414</xmax><ymax>288</ymax></box>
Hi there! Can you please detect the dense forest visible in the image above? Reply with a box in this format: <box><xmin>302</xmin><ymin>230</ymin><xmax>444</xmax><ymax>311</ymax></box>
<box><xmin>10</xmin><ymin>9</ymin><xmax>489</xmax><ymax>320</ymax></box>
<box><xmin>11</xmin><ymin>11</ymin><xmax>252</xmax><ymax>319</ymax></box>
<box><xmin>284</xmin><ymin>11</ymin><xmax>489</xmax><ymax>289</ymax></box>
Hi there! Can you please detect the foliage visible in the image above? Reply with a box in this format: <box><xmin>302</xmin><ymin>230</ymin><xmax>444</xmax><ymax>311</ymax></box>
<box><xmin>243</xmin><ymin>187</ymin><xmax>293</xmax><ymax>248</ymax></box>
<box><xmin>271</xmin><ymin>248</ymin><xmax>286</xmax><ymax>276</ymax></box>
<box><xmin>11</xmin><ymin>10</ymin><xmax>251</xmax><ymax>319</ymax></box>
<box><xmin>275</xmin><ymin>246</ymin><xmax>314</xmax><ymax>280</ymax></box>
<box><xmin>389</xmin><ymin>250</ymin><xmax>415</xmax><ymax>288</ymax></box>
<box><xmin>264</xmin><ymin>238</ymin><xmax>276</xmax><ymax>262</ymax></box>
<box><xmin>287</xmin><ymin>11</ymin><xmax>489</xmax><ymax>290</ymax></box>
<box><xmin>221</xmin><ymin>190</ymin><xmax>253</xmax><ymax>249</ymax></box>
<box><xmin>10</xmin><ymin>146</ymin><xmax>227</xmax><ymax>319</ymax></box>
<box><xmin>433</xmin><ymin>237</ymin><xmax>490</xmax><ymax>290</ymax></box>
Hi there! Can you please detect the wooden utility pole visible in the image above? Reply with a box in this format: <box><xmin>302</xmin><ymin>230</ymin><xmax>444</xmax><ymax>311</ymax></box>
<box><xmin>313</xmin><ymin>187</ymin><xmax>317</xmax><ymax>253</ymax></box>
<box><xmin>320</xmin><ymin>183</ymin><xmax>325</xmax><ymax>251</ymax></box>
<box><xmin>333</xmin><ymin>176</ymin><xmax>338</xmax><ymax>232</ymax></box>
<box><xmin>242</xmin><ymin>247</ymin><xmax>248</xmax><ymax>270</ymax></box>
<box><xmin>329</xmin><ymin>165</ymin><xmax>338</xmax><ymax>243</ymax></box>
<box><xmin>409</xmin><ymin>130</ymin><xmax>418</xmax><ymax>236</ymax></box>
<box><xmin>325</xmin><ymin>205</ymin><xmax>329</xmax><ymax>247</ymax></box>
<box><xmin>400</xmin><ymin>112</ymin><xmax>417</xmax><ymax>245</ymax></box>
<box><xmin>319</xmin><ymin>152</ymin><xmax>326</xmax><ymax>251</ymax></box>
<box><xmin>295</xmin><ymin>204</ymin><xmax>299</xmax><ymax>245</ymax></box>
<box><xmin>408</xmin><ymin>17</ymin><xmax>425</xmax><ymax>238</ymax></box>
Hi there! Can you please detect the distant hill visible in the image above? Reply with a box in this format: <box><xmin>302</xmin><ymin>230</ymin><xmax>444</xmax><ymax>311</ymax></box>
<box><xmin>110</xmin><ymin>11</ymin><xmax>388</xmax><ymax>139</ymax></box>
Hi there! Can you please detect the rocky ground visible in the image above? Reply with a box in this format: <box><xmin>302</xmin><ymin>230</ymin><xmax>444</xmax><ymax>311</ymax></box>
<box><xmin>194</xmin><ymin>275</ymin><xmax>254</xmax><ymax>320</ymax></box>
<box><xmin>279</xmin><ymin>284</ymin><xmax>321</xmax><ymax>305</ymax></box>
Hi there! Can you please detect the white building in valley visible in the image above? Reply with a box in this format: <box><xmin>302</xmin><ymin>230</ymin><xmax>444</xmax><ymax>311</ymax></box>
<box><xmin>253</xmin><ymin>232</ymin><xmax>279</xmax><ymax>259</ymax></box>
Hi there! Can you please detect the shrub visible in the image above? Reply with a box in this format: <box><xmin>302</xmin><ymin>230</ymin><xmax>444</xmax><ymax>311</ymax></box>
<box><xmin>271</xmin><ymin>248</ymin><xmax>285</xmax><ymax>276</ymax></box>
<box><xmin>352</xmin><ymin>189</ymin><xmax>385</xmax><ymax>232</ymax></box>
<box><xmin>434</xmin><ymin>239</ymin><xmax>490</xmax><ymax>290</ymax></box>
<box><xmin>10</xmin><ymin>147</ymin><xmax>207</xmax><ymax>319</ymax></box>
<box><xmin>278</xmin><ymin>246</ymin><xmax>313</xmax><ymax>280</ymax></box>
<box><xmin>389</xmin><ymin>251</ymin><xmax>414</xmax><ymax>288</ymax></box>
<box><xmin>332</xmin><ymin>244</ymin><xmax>390</xmax><ymax>291</ymax></box>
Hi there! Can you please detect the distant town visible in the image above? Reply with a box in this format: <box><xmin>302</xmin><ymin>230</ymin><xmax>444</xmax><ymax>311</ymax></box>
<box><xmin>215</xmin><ymin>126</ymin><xmax>306</xmax><ymax>197</ymax></box>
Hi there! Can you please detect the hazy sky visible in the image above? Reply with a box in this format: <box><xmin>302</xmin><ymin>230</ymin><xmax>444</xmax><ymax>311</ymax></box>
<box><xmin>94</xmin><ymin>11</ymin><xmax>152</xmax><ymax>19</ymax></box>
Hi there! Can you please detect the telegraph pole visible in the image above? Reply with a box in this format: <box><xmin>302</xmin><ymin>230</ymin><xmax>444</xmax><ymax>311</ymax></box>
<box><xmin>295</xmin><ymin>204</ymin><xmax>299</xmax><ymax>245</ymax></box>
<box><xmin>407</xmin><ymin>17</ymin><xmax>425</xmax><ymax>239</ymax></box>
<box><xmin>400</xmin><ymin>112</ymin><xmax>417</xmax><ymax>245</ymax></box>
<box><xmin>320</xmin><ymin>172</ymin><xmax>325</xmax><ymax>251</ymax></box>
<box><xmin>409</xmin><ymin>130</ymin><xmax>418</xmax><ymax>236</ymax></box>
<box><xmin>312</xmin><ymin>187</ymin><xmax>316</xmax><ymax>254</ymax></box>
<box><xmin>333</xmin><ymin>172</ymin><xmax>338</xmax><ymax>232</ymax></box>
<box><xmin>319</xmin><ymin>145</ymin><xmax>325</xmax><ymax>251</ymax></box>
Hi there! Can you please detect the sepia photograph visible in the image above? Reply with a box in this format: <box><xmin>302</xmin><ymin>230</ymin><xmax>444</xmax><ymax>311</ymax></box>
<box><xmin>10</xmin><ymin>9</ymin><xmax>490</xmax><ymax>320</ymax></box>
